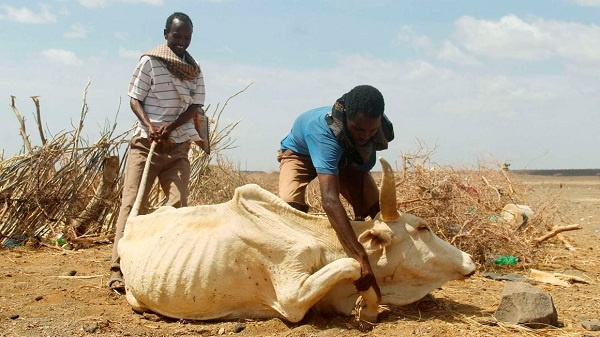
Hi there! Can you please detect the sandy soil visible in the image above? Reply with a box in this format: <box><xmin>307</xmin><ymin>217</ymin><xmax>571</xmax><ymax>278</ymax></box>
<box><xmin>1</xmin><ymin>174</ymin><xmax>599</xmax><ymax>337</ymax></box>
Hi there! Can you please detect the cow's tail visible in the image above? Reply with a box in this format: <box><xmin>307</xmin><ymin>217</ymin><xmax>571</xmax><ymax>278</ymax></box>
<box><xmin>130</xmin><ymin>141</ymin><xmax>157</xmax><ymax>218</ymax></box>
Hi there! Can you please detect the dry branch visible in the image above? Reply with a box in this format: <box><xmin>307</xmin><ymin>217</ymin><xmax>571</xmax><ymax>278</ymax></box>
<box><xmin>70</xmin><ymin>156</ymin><xmax>119</xmax><ymax>236</ymax></box>
<box><xmin>481</xmin><ymin>175</ymin><xmax>501</xmax><ymax>201</ymax></box>
<box><xmin>71</xmin><ymin>79</ymin><xmax>91</xmax><ymax>161</ymax></box>
<box><xmin>31</xmin><ymin>96</ymin><xmax>47</xmax><ymax>146</ymax></box>
<box><xmin>556</xmin><ymin>233</ymin><xmax>576</xmax><ymax>251</ymax></box>
<box><xmin>9</xmin><ymin>96</ymin><xmax>33</xmax><ymax>153</ymax></box>
<box><xmin>533</xmin><ymin>224</ymin><xmax>582</xmax><ymax>244</ymax></box>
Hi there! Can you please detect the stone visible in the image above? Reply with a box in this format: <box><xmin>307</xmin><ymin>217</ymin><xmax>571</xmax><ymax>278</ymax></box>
<box><xmin>83</xmin><ymin>323</ymin><xmax>99</xmax><ymax>333</ymax></box>
<box><xmin>582</xmin><ymin>320</ymin><xmax>600</xmax><ymax>331</ymax></box>
<box><xmin>494</xmin><ymin>282</ymin><xmax>558</xmax><ymax>328</ymax></box>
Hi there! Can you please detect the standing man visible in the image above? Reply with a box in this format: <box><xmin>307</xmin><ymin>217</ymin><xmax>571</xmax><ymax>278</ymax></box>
<box><xmin>108</xmin><ymin>12</ymin><xmax>206</xmax><ymax>293</ymax></box>
<box><xmin>278</xmin><ymin>84</ymin><xmax>394</xmax><ymax>298</ymax></box>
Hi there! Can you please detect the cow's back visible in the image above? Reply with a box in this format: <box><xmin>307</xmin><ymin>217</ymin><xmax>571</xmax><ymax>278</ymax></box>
<box><xmin>118</xmin><ymin>185</ymin><xmax>343</xmax><ymax>320</ymax></box>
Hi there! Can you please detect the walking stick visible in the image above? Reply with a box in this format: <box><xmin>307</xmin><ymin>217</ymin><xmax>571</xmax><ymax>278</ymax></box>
<box><xmin>129</xmin><ymin>141</ymin><xmax>157</xmax><ymax>218</ymax></box>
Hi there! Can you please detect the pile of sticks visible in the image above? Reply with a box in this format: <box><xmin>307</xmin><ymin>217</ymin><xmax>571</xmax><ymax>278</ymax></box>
<box><xmin>0</xmin><ymin>83</ymin><xmax>246</xmax><ymax>246</ymax></box>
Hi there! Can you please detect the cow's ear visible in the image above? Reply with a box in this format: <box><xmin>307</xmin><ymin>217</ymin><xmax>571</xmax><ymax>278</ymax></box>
<box><xmin>358</xmin><ymin>225</ymin><xmax>394</xmax><ymax>251</ymax></box>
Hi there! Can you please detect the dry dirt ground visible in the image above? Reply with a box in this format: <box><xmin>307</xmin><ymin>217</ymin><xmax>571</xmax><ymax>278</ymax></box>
<box><xmin>1</xmin><ymin>174</ymin><xmax>599</xmax><ymax>337</ymax></box>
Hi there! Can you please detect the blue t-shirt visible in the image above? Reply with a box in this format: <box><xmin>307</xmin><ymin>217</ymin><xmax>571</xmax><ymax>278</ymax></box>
<box><xmin>280</xmin><ymin>106</ymin><xmax>376</xmax><ymax>175</ymax></box>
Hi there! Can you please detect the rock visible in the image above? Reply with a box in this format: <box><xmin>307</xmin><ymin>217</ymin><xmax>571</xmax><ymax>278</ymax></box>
<box><xmin>34</xmin><ymin>295</ymin><xmax>44</xmax><ymax>301</ymax></box>
<box><xmin>218</xmin><ymin>327</ymin><xmax>225</xmax><ymax>335</ymax></box>
<box><xmin>582</xmin><ymin>320</ymin><xmax>600</xmax><ymax>331</ymax></box>
<box><xmin>83</xmin><ymin>323</ymin><xmax>99</xmax><ymax>333</ymax></box>
<box><xmin>494</xmin><ymin>282</ymin><xmax>558</xmax><ymax>328</ymax></box>
<box><xmin>10</xmin><ymin>314</ymin><xmax>19</xmax><ymax>320</ymax></box>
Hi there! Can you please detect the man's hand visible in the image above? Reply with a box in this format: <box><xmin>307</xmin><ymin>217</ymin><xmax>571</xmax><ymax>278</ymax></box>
<box><xmin>354</xmin><ymin>259</ymin><xmax>382</xmax><ymax>301</ymax></box>
<box><xmin>146</xmin><ymin>122</ymin><xmax>174</xmax><ymax>143</ymax></box>
<box><xmin>155</xmin><ymin>122</ymin><xmax>175</xmax><ymax>141</ymax></box>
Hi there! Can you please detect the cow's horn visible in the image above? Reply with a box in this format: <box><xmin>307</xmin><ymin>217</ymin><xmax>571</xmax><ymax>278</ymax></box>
<box><xmin>379</xmin><ymin>157</ymin><xmax>399</xmax><ymax>221</ymax></box>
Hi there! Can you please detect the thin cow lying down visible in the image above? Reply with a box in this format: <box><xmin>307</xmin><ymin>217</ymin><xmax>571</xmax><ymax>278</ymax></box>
<box><xmin>119</xmin><ymin>157</ymin><xmax>476</xmax><ymax>323</ymax></box>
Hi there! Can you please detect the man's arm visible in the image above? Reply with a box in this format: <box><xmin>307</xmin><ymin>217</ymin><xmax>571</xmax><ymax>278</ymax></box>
<box><xmin>317</xmin><ymin>173</ymin><xmax>381</xmax><ymax>298</ymax></box>
<box><xmin>130</xmin><ymin>97</ymin><xmax>159</xmax><ymax>141</ymax></box>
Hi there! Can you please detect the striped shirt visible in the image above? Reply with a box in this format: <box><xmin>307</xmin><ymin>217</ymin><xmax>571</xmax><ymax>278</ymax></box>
<box><xmin>128</xmin><ymin>55</ymin><xmax>206</xmax><ymax>143</ymax></box>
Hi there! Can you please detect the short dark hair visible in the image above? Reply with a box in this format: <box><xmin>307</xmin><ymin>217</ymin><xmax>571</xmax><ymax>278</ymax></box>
<box><xmin>165</xmin><ymin>12</ymin><xmax>193</xmax><ymax>31</ymax></box>
<box><xmin>344</xmin><ymin>85</ymin><xmax>385</xmax><ymax>120</ymax></box>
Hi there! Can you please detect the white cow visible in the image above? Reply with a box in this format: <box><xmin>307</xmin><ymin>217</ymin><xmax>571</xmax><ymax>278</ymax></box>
<box><xmin>119</xmin><ymin>157</ymin><xmax>476</xmax><ymax>322</ymax></box>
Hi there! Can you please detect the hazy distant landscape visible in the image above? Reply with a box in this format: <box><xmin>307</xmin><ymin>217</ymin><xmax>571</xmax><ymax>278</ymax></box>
<box><xmin>515</xmin><ymin>169</ymin><xmax>600</xmax><ymax>177</ymax></box>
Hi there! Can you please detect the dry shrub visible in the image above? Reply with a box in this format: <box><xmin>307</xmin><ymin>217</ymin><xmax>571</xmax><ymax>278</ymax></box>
<box><xmin>400</xmin><ymin>151</ymin><xmax>564</xmax><ymax>266</ymax></box>
<box><xmin>1</xmin><ymin>89</ymin><xmax>128</xmax><ymax>244</ymax></box>
<box><xmin>243</xmin><ymin>170</ymin><xmax>280</xmax><ymax>193</ymax></box>
<box><xmin>0</xmin><ymin>135</ymin><xmax>126</xmax><ymax>243</ymax></box>
<box><xmin>189</xmin><ymin>155</ymin><xmax>250</xmax><ymax>205</ymax></box>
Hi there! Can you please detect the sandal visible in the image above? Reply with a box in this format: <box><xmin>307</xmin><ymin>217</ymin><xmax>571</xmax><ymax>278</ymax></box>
<box><xmin>108</xmin><ymin>269</ymin><xmax>126</xmax><ymax>294</ymax></box>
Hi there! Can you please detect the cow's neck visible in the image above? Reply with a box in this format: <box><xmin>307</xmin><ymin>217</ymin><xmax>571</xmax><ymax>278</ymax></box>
<box><xmin>292</xmin><ymin>215</ymin><xmax>375</xmax><ymax>255</ymax></box>
<box><xmin>231</xmin><ymin>184</ymin><xmax>375</xmax><ymax>257</ymax></box>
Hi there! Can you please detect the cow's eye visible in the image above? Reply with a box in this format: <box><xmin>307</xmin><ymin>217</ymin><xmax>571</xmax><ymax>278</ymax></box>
<box><xmin>417</xmin><ymin>225</ymin><xmax>430</xmax><ymax>232</ymax></box>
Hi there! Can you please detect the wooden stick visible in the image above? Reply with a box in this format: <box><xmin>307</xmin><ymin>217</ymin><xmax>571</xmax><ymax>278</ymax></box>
<box><xmin>499</xmin><ymin>168</ymin><xmax>515</xmax><ymax>194</ymax></box>
<box><xmin>30</xmin><ymin>96</ymin><xmax>46</xmax><ymax>146</ymax></box>
<box><xmin>70</xmin><ymin>155</ymin><xmax>119</xmax><ymax>235</ymax></box>
<box><xmin>71</xmin><ymin>80</ymin><xmax>91</xmax><ymax>161</ymax></box>
<box><xmin>556</xmin><ymin>233</ymin><xmax>576</xmax><ymax>251</ymax></box>
<box><xmin>9</xmin><ymin>96</ymin><xmax>33</xmax><ymax>153</ymax></box>
<box><xmin>481</xmin><ymin>175</ymin><xmax>501</xmax><ymax>201</ymax></box>
<box><xmin>553</xmin><ymin>272</ymin><xmax>590</xmax><ymax>284</ymax></box>
<box><xmin>130</xmin><ymin>141</ymin><xmax>157</xmax><ymax>218</ymax></box>
<box><xmin>533</xmin><ymin>224</ymin><xmax>582</xmax><ymax>244</ymax></box>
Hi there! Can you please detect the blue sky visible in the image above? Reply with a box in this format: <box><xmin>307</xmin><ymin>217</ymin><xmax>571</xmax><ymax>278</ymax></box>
<box><xmin>1</xmin><ymin>0</ymin><xmax>599</xmax><ymax>171</ymax></box>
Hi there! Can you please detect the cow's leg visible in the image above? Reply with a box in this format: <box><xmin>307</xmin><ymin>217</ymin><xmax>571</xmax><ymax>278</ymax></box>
<box><xmin>355</xmin><ymin>286</ymin><xmax>379</xmax><ymax>322</ymax></box>
<box><xmin>125</xmin><ymin>289</ymin><xmax>149</xmax><ymax>314</ymax></box>
<box><xmin>277</xmin><ymin>257</ymin><xmax>378</xmax><ymax>322</ymax></box>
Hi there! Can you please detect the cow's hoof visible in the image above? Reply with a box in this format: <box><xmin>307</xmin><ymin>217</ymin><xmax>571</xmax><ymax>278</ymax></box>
<box><xmin>358</xmin><ymin>307</ymin><xmax>378</xmax><ymax>323</ymax></box>
<box><xmin>355</xmin><ymin>296</ymin><xmax>379</xmax><ymax>323</ymax></box>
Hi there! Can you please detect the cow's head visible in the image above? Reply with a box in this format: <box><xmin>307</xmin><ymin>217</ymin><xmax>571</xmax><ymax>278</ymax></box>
<box><xmin>358</xmin><ymin>157</ymin><xmax>476</xmax><ymax>306</ymax></box>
